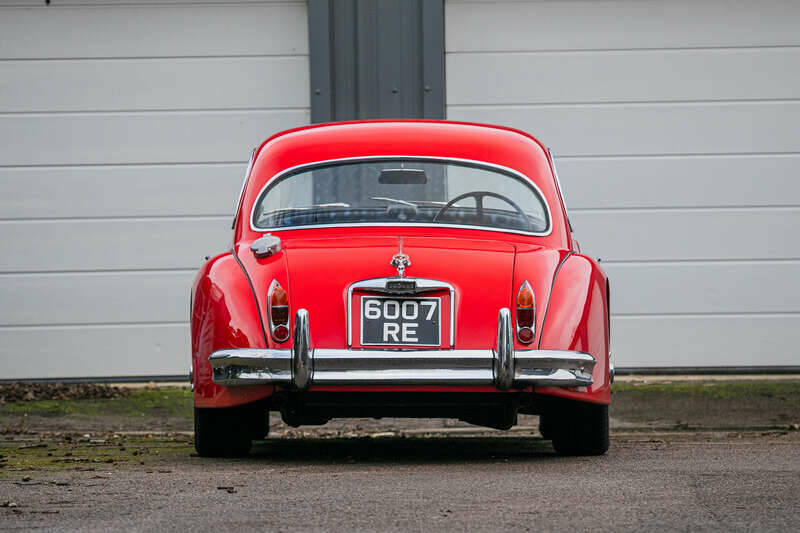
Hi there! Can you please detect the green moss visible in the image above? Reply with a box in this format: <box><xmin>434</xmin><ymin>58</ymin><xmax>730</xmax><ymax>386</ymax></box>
<box><xmin>610</xmin><ymin>380</ymin><xmax>800</xmax><ymax>428</ymax></box>
<box><xmin>0</xmin><ymin>388</ymin><xmax>193</xmax><ymax>419</ymax></box>
<box><xmin>0</xmin><ymin>435</ymin><xmax>194</xmax><ymax>478</ymax></box>
<box><xmin>613</xmin><ymin>380</ymin><xmax>800</xmax><ymax>400</ymax></box>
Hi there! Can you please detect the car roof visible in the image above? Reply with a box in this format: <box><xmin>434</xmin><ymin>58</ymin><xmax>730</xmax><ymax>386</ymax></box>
<box><xmin>249</xmin><ymin>120</ymin><xmax>554</xmax><ymax>188</ymax></box>
<box><xmin>257</xmin><ymin>119</ymin><xmax>549</xmax><ymax>157</ymax></box>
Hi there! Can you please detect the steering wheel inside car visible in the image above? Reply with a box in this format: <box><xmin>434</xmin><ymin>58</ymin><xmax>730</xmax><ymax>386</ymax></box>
<box><xmin>433</xmin><ymin>190</ymin><xmax>532</xmax><ymax>231</ymax></box>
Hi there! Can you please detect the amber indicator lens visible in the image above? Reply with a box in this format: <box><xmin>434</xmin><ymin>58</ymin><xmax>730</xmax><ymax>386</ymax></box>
<box><xmin>271</xmin><ymin>285</ymin><xmax>288</xmax><ymax>306</ymax></box>
<box><xmin>269</xmin><ymin>281</ymin><xmax>290</xmax><ymax>342</ymax></box>
<box><xmin>517</xmin><ymin>282</ymin><xmax>534</xmax><ymax>309</ymax></box>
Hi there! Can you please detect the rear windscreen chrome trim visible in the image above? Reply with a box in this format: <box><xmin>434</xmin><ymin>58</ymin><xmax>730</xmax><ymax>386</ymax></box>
<box><xmin>232</xmin><ymin>148</ymin><xmax>256</xmax><ymax>230</ymax></box>
<box><xmin>547</xmin><ymin>147</ymin><xmax>572</xmax><ymax>232</ymax></box>
<box><xmin>248</xmin><ymin>155</ymin><xmax>553</xmax><ymax>237</ymax></box>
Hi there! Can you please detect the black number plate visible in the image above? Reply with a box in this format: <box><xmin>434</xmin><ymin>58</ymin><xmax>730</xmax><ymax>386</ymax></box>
<box><xmin>360</xmin><ymin>296</ymin><xmax>441</xmax><ymax>346</ymax></box>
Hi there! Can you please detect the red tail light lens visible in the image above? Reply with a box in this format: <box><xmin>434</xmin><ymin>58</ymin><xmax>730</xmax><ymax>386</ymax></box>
<box><xmin>272</xmin><ymin>324</ymin><xmax>289</xmax><ymax>342</ymax></box>
<box><xmin>268</xmin><ymin>280</ymin><xmax>290</xmax><ymax>342</ymax></box>
<box><xmin>516</xmin><ymin>280</ymin><xmax>535</xmax><ymax>344</ymax></box>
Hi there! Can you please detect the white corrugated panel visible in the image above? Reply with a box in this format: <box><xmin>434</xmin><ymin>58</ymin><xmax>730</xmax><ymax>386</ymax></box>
<box><xmin>446</xmin><ymin>0</ymin><xmax>800</xmax><ymax>368</ymax></box>
<box><xmin>0</xmin><ymin>1</ymin><xmax>310</xmax><ymax>379</ymax></box>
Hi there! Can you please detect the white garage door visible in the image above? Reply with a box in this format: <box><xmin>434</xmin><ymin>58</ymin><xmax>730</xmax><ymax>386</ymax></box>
<box><xmin>0</xmin><ymin>0</ymin><xmax>310</xmax><ymax>379</ymax></box>
<box><xmin>446</xmin><ymin>0</ymin><xmax>800</xmax><ymax>369</ymax></box>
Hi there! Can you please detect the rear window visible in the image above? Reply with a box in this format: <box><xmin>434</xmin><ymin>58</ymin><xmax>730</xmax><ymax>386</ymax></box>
<box><xmin>251</xmin><ymin>158</ymin><xmax>550</xmax><ymax>234</ymax></box>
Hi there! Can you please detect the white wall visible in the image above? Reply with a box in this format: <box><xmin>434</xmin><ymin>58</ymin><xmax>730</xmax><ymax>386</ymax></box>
<box><xmin>0</xmin><ymin>0</ymin><xmax>310</xmax><ymax>379</ymax></box>
<box><xmin>446</xmin><ymin>0</ymin><xmax>800</xmax><ymax>368</ymax></box>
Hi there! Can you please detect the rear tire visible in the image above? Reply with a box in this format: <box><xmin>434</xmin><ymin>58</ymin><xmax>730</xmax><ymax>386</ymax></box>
<box><xmin>538</xmin><ymin>414</ymin><xmax>553</xmax><ymax>440</ymax></box>
<box><xmin>194</xmin><ymin>405</ymin><xmax>261</xmax><ymax>457</ymax></box>
<box><xmin>550</xmin><ymin>401</ymin><xmax>609</xmax><ymax>456</ymax></box>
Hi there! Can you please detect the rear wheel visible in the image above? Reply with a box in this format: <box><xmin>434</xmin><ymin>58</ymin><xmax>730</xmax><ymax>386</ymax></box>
<box><xmin>550</xmin><ymin>401</ymin><xmax>609</xmax><ymax>456</ymax></box>
<box><xmin>194</xmin><ymin>404</ymin><xmax>265</xmax><ymax>457</ymax></box>
<box><xmin>538</xmin><ymin>414</ymin><xmax>553</xmax><ymax>440</ymax></box>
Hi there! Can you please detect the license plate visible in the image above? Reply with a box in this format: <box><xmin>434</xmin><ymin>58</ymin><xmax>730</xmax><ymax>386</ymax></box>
<box><xmin>360</xmin><ymin>296</ymin><xmax>441</xmax><ymax>346</ymax></box>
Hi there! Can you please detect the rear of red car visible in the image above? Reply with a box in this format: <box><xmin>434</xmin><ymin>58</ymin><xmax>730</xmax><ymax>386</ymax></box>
<box><xmin>190</xmin><ymin>121</ymin><xmax>610</xmax><ymax>456</ymax></box>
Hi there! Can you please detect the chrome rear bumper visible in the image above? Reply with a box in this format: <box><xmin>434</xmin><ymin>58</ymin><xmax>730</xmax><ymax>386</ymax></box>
<box><xmin>209</xmin><ymin>308</ymin><xmax>595</xmax><ymax>390</ymax></box>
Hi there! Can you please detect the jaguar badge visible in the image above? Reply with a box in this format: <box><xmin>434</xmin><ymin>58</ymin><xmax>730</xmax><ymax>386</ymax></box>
<box><xmin>391</xmin><ymin>239</ymin><xmax>411</xmax><ymax>277</ymax></box>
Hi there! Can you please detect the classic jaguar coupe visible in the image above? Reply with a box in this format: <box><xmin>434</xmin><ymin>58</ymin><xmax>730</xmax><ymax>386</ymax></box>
<box><xmin>191</xmin><ymin>120</ymin><xmax>611</xmax><ymax>456</ymax></box>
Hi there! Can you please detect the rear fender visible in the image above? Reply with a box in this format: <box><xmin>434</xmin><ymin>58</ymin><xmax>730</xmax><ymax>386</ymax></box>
<box><xmin>537</xmin><ymin>254</ymin><xmax>610</xmax><ymax>404</ymax></box>
<box><xmin>191</xmin><ymin>252</ymin><xmax>273</xmax><ymax>408</ymax></box>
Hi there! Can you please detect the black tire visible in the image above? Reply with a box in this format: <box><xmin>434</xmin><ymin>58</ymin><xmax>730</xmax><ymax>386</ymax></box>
<box><xmin>194</xmin><ymin>405</ymin><xmax>259</xmax><ymax>457</ymax></box>
<box><xmin>539</xmin><ymin>414</ymin><xmax>553</xmax><ymax>440</ymax></box>
<box><xmin>550</xmin><ymin>402</ymin><xmax>609</xmax><ymax>456</ymax></box>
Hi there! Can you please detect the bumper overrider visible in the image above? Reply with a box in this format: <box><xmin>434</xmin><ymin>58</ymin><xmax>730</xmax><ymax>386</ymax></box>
<box><xmin>209</xmin><ymin>308</ymin><xmax>596</xmax><ymax>390</ymax></box>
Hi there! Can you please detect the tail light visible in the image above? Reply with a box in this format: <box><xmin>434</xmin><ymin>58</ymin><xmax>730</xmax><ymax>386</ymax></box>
<box><xmin>268</xmin><ymin>280</ymin><xmax>290</xmax><ymax>342</ymax></box>
<box><xmin>516</xmin><ymin>280</ymin><xmax>535</xmax><ymax>344</ymax></box>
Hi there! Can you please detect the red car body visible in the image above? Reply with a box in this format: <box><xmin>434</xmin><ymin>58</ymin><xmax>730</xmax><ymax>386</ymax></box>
<box><xmin>190</xmin><ymin>120</ymin><xmax>611</xmax><ymax>456</ymax></box>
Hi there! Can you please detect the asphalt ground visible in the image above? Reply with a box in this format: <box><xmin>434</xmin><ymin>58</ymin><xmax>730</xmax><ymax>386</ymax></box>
<box><xmin>2</xmin><ymin>379</ymin><xmax>800</xmax><ymax>531</ymax></box>
<box><xmin>1</xmin><ymin>431</ymin><xmax>799</xmax><ymax>532</ymax></box>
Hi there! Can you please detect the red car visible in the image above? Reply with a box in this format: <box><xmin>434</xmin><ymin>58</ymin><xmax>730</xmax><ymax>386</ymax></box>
<box><xmin>191</xmin><ymin>120</ymin><xmax>611</xmax><ymax>456</ymax></box>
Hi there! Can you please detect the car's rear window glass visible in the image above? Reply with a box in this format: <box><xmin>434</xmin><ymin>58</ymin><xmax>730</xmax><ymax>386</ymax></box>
<box><xmin>251</xmin><ymin>159</ymin><xmax>549</xmax><ymax>234</ymax></box>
